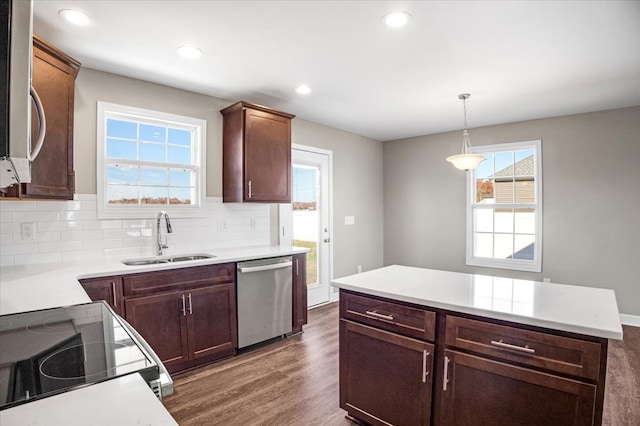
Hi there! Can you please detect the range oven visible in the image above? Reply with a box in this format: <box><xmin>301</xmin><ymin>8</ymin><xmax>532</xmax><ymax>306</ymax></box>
<box><xmin>0</xmin><ymin>301</ymin><xmax>172</xmax><ymax>410</ymax></box>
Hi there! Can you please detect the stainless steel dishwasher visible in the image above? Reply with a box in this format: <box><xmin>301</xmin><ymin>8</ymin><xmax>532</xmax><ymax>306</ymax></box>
<box><xmin>237</xmin><ymin>256</ymin><xmax>293</xmax><ymax>348</ymax></box>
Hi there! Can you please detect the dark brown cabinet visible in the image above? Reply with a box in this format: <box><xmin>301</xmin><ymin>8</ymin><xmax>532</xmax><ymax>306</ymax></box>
<box><xmin>439</xmin><ymin>350</ymin><xmax>596</xmax><ymax>426</ymax></box>
<box><xmin>125</xmin><ymin>283</ymin><xmax>236</xmax><ymax>374</ymax></box>
<box><xmin>7</xmin><ymin>36</ymin><xmax>80</xmax><ymax>199</ymax></box>
<box><xmin>79</xmin><ymin>275</ymin><xmax>123</xmax><ymax>316</ymax></box>
<box><xmin>292</xmin><ymin>253</ymin><xmax>308</xmax><ymax>333</ymax></box>
<box><xmin>340</xmin><ymin>292</ymin><xmax>435</xmax><ymax>426</ymax></box>
<box><xmin>122</xmin><ymin>264</ymin><xmax>237</xmax><ymax>374</ymax></box>
<box><xmin>339</xmin><ymin>290</ymin><xmax>609</xmax><ymax>426</ymax></box>
<box><xmin>438</xmin><ymin>314</ymin><xmax>605</xmax><ymax>426</ymax></box>
<box><xmin>220</xmin><ymin>101</ymin><xmax>295</xmax><ymax>203</ymax></box>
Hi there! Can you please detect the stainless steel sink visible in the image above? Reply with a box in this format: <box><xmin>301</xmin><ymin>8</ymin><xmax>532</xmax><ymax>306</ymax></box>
<box><xmin>122</xmin><ymin>253</ymin><xmax>215</xmax><ymax>266</ymax></box>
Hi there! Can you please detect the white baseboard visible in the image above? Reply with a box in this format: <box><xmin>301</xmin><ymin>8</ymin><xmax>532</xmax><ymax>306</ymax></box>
<box><xmin>620</xmin><ymin>314</ymin><xmax>640</xmax><ymax>327</ymax></box>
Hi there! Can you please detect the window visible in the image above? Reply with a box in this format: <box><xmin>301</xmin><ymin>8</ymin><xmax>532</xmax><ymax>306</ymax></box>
<box><xmin>466</xmin><ymin>140</ymin><xmax>542</xmax><ymax>272</ymax></box>
<box><xmin>97</xmin><ymin>102</ymin><xmax>206</xmax><ymax>219</ymax></box>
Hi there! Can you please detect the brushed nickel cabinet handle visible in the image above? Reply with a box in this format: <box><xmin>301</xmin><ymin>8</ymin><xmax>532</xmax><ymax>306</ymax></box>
<box><xmin>295</xmin><ymin>258</ymin><xmax>299</xmax><ymax>276</ymax></box>
<box><xmin>490</xmin><ymin>339</ymin><xmax>535</xmax><ymax>354</ymax></box>
<box><xmin>188</xmin><ymin>293</ymin><xmax>193</xmax><ymax>314</ymax></box>
<box><xmin>248</xmin><ymin>180</ymin><xmax>252</xmax><ymax>198</ymax></box>
<box><xmin>365</xmin><ymin>310</ymin><xmax>394</xmax><ymax>321</ymax></box>
<box><xmin>111</xmin><ymin>282</ymin><xmax>117</xmax><ymax>308</ymax></box>
<box><xmin>422</xmin><ymin>350</ymin><xmax>430</xmax><ymax>383</ymax></box>
<box><xmin>181</xmin><ymin>294</ymin><xmax>186</xmax><ymax>316</ymax></box>
<box><xmin>443</xmin><ymin>356</ymin><xmax>450</xmax><ymax>391</ymax></box>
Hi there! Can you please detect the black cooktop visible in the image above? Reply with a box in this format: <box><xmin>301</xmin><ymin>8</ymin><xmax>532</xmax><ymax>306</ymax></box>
<box><xmin>0</xmin><ymin>301</ymin><xmax>158</xmax><ymax>410</ymax></box>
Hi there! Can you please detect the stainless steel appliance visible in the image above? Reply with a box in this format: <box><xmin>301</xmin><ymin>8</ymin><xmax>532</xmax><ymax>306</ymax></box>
<box><xmin>237</xmin><ymin>256</ymin><xmax>293</xmax><ymax>348</ymax></box>
<box><xmin>1</xmin><ymin>0</ymin><xmax>47</xmax><ymax>188</ymax></box>
<box><xmin>0</xmin><ymin>301</ymin><xmax>172</xmax><ymax>410</ymax></box>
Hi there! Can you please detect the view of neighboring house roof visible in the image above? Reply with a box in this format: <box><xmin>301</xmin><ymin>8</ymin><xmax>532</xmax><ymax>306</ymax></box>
<box><xmin>492</xmin><ymin>155</ymin><xmax>534</xmax><ymax>178</ymax></box>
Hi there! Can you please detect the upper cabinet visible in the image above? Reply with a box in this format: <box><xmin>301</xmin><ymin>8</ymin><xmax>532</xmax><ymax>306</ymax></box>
<box><xmin>220</xmin><ymin>101</ymin><xmax>295</xmax><ymax>203</ymax></box>
<box><xmin>6</xmin><ymin>36</ymin><xmax>80</xmax><ymax>199</ymax></box>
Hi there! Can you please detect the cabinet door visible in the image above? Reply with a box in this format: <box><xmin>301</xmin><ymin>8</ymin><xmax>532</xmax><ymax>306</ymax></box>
<box><xmin>439</xmin><ymin>350</ymin><xmax>596</xmax><ymax>426</ymax></box>
<box><xmin>19</xmin><ymin>37</ymin><xmax>80</xmax><ymax>199</ymax></box>
<box><xmin>340</xmin><ymin>320</ymin><xmax>433</xmax><ymax>426</ymax></box>
<box><xmin>125</xmin><ymin>292</ymin><xmax>189</xmax><ymax>373</ymax></box>
<box><xmin>292</xmin><ymin>253</ymin><xmax>308</xmax><ymax>333</ymax></box>
<box><xmin>79</xmin><ymin>276</ymin><xmax>123</xmax><ymax>316</ymax></box>
<box><xmin>186</xmin><ymin>284</ymin><xmax>237</xmax><ymax>361</ymax></box>
<box><xmin>244</xmin><ymin>108</ymin><xmax>291</xmax><ymax>202</ymax></box>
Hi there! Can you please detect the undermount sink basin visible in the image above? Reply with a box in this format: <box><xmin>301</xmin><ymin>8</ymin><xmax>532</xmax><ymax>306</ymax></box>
<box><xmin>122</xmin><ymin>254</ymin><xmax>215</xmax><ymax>266</ymax></box>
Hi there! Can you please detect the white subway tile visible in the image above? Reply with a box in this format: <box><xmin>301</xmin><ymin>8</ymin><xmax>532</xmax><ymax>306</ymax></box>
<box><xmin>0</xmin><ymin>222</ymin><xmax>20</xmax><ymax>234</ymax></box>
<box><xmin>38</xmin><ymin>241</ymin><xmax>84</xmax><ymax>253</ymax></box>
<box><xmin>83</xmin><ymin>220</ymin><xmax>122</xmax><ymax>230</ymax></box>
<box><xmin>62</xmin><ymin>250</ymin><xmax>104</xmax><ymax>262</ymax></box>
<box><xmin>14</xmin><ymin>252</ymin><xmax>62</xmax><ymax>266</ymax></box>
<box><xmin>0</xmin><ymin>211</ymin><xmax>11</xmax><ymax>222</ymax></box>
<box><xmin>38</xmin><ymin>221</ymin><xmax>82</xmax><ymax>232</ymax></box>
<box><xmin>0</xmin><ymin>200</ymin><xmax>36</xmax><ymax>212</ymax></box>
<box><xmin>83</xmin><ymin>239</ymin><xmax>123</xmax><ymax>250</ymax></box>
<box><xmin>12</xmin><ymin>211</ymin><xmax>60</xmax><ymax>222</ymax></box>
<box><xmin>36</xmin><ymin>200</ymin><xmax>82</xmax><ymax>211</ymax></box>
<box><xmin>61</xmin><ymin>210</ymin><xmax>98</xmax><ymax>221</ymax></box>
<box><xmin>2</xmin><ymin>242</ymin><xmax>39</xmax><ymax>256</ymax></box>
<box><xmin>61</xmin><ymin>230</ymin><xmax>103</xmax><ymax>242</ymax></box>
<box><xmin>1</xmin><ymin>256</ymin><xmax>15</xmax><ymax>267</ymax></box>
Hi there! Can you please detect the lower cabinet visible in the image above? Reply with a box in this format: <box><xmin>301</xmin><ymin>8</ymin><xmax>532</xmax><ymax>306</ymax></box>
<box><xmin>292</xmin><ymin>253</ymin><xmax>308</xmax><ymax>333</ymax></box>
<box><xmin>439</xmin><ymin>350</ymin><xmax>596</xmax><ymax>426</ymax></box>
<box><xmin>79</xmin><ymin>275</ymin><xmax>123</xmax><ymax>316</ymax></box>
<box><xmin>339</xmin><ymin>290</ymin><xmax>608</xmax><ymax>426</ymax></box>
<box><xmin>125</xmin><ymin>283</ymin><xmax>237</xmax><ymax>373</ymax></box>
<box><xmin>340</xmin><ymin>320</ymin><xmax>434</xmax><ymax>426</ymax></box>
<box><xmin>80</xmin><ymin>257</ymin><xmax>307</xmax><ymax>375</ymax></box>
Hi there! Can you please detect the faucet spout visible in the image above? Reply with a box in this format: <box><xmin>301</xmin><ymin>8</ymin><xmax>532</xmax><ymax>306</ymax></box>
<box><xmin>156</xmin><ymin>211</ymin><xmax>172</xmax><ymax>255</ymax></box>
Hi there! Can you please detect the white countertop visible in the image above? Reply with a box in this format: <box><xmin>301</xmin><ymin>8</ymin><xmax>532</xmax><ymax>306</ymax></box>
<box><xmin>0</xmin><ymin>374</ymin><xmax>178</xmax><ymax>425</ymax></box>
<box><xmin>0</xmin><ymin>245</ymin><xmax>309</xmax><ymax>315</ymax></box>
<box><xmin>331</xmin><ymin>265</ymin><xmax>623</xmax><ymax>340</ymax></box>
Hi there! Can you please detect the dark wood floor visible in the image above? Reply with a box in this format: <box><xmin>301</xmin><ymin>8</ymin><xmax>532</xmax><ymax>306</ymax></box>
<box><xmin>164</xmin><ymin>302</ymin><xmax>640</xmax><ymax>426</ymax></box>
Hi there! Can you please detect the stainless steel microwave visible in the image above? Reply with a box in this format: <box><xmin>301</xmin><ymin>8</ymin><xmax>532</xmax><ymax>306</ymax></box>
<box><xmin>0</xmin><ymin>0</ymin><xmax>46</xmax><ymax>189</ymax></box>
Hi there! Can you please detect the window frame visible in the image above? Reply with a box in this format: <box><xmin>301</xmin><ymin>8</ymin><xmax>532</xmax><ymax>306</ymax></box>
<box><xmin>466</xmin><ymin>140</ymin><xmax>542</xmax><ymax>272</ymax></box>
<box><xmin>96</xmin><ymin>102</ymin><xmax>207</xmax><ymax>219</ymax></box>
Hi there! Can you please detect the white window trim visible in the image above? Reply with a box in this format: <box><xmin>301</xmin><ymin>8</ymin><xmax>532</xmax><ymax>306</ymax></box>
<box><xmin>466</xmin><ymin>140</ymin><xmax>542</xmax><ymax>272</ymax></box>
<box><xmin>96</xmin><ymin>102</ymin><xmax>207</xmax><ymax>219</ymax></box>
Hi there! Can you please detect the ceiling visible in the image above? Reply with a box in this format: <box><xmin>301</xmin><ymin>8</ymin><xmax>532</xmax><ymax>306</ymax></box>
<box><xmin>32</xmin><ymin>1</ymin><xmax>640</xmax><ymax>141</ymax></box>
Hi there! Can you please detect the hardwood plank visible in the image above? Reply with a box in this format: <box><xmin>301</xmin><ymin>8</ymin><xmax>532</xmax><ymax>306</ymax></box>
<box><xmin>165</xmin><ymin>302</ymin><xmax>640</xmax><ymax>426</ymax></box>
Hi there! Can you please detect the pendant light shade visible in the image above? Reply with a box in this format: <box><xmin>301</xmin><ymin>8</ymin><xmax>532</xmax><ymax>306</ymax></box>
<box><xmin>446</xmin><ymin>94</ymin><xmax>485</xmax><ymax>171</ymax></box>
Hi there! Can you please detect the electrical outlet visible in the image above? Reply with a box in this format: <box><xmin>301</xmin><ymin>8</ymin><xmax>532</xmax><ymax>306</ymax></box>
<box><xmin>217</xmin><ymin>219</ymin><xmax>228</xmax><ymax>232</ymax></box>
<box><xmin>357</xmin><ymin>265</ymin><xmax>362</xmax><ymax>273</ymax></box>
<box><xmin>250</xmin><ymin>218</ymin><xmax>256</xmax><ymax>230</ymax></box>
<box><xmin>21</xmin><ymin>223</ymin><xmax>36</xmax><ymax>241</ymax></box>
<box><xmin>543</xmin><ymin>278</ymin><xmax>551</xmax><ymax>283</ymax></box>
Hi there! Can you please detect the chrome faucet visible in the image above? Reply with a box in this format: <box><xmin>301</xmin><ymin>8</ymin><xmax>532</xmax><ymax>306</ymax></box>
<box><xmin>156</xmin><ymin>211</ymin><xmax>172</xmax><ymax>255</ymax></box>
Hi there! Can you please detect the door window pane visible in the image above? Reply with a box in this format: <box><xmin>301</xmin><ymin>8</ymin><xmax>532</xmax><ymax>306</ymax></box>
<box><xmin>293</xmin><ymin>166</ymin><xmax>319</xmax><ymax>286</ymax></box>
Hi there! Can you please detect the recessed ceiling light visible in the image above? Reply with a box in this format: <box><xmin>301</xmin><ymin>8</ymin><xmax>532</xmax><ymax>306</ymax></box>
<box><xmin>296</xmin><ymin>85</ymin><xmax>312</xmax><ymax>95</ymax></box>
<box><xmin>58</xmin><ymin>9</ymin><xmax>92</xmax><ymax>26</ymax></box>
<box><xmin>383</xmin><ymin>11</ymin><xmax>410</xmax><ymax>28</ymax></box>
<box><xmin>176</xmin><ymin>45</ymin><xmax>203</xmax><ymax>59</ymax></box>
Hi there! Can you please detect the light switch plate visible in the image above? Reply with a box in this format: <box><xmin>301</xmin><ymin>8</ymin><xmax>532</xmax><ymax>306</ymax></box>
<box><xmin>345</xmin><ymin>216</ymin><xmax>355</xmax><ymax>225</ymax></box>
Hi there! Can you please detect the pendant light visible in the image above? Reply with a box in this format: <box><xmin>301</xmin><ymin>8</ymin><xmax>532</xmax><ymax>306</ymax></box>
<box><xmin>446</xmin><ymin>93</ymin><xmax>485</xmax><ymax>171</ymax></box>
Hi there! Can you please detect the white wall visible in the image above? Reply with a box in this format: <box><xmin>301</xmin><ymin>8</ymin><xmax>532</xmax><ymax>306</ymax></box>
<box><xmin>384</xmin><ymin>107</ymin><xmax>640</xmax><ymax>317</ymax></box>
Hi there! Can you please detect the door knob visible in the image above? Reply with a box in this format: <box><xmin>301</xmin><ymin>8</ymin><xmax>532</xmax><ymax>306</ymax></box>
<box><xmin>324</xmin><ymin>238</ymin><xmax>331</xmax><ymax>243</ymax></box>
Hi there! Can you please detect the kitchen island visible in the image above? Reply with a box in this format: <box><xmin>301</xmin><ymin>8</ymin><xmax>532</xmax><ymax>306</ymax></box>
<box><xmin>331</xmin><ymin>265</ymin><xmax>622</xmax><ymax>426</ymax></box>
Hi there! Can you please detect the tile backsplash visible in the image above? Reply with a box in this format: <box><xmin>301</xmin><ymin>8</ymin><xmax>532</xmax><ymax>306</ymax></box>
<box><xmin>0</xmin><ymin>195</ymin><xmax>271</xmax><ymax>267</ymax></box>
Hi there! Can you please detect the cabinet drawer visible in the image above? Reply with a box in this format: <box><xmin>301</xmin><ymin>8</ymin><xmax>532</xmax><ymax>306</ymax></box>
<box><xmin>123</xmin><ymin>263</ymin><xmax>235</xmax><ymax>297</ymax></box>
<box><xmin>341</xmin><ymin>292</ymin><xmax>436</xmax><ymax>341</ymax></box>
<box><xmin>445</xmin><ymin>315</ymin><xmax>601</xmax><ymax>380</ymax></box>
